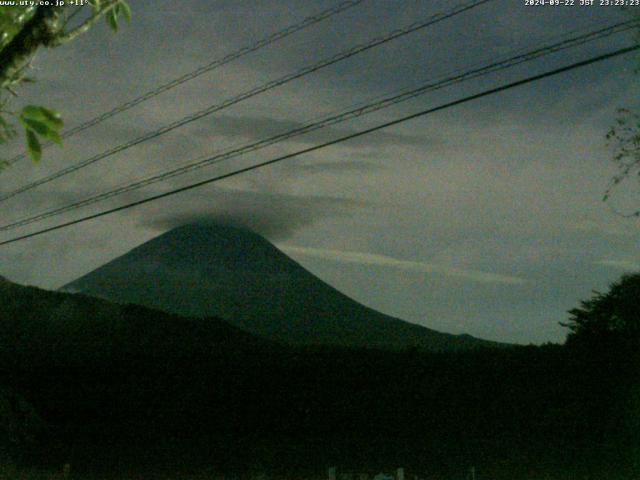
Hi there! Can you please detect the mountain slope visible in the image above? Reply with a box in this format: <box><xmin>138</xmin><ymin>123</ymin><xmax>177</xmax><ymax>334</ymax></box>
<box><xmin>0</xmin><ymin>274</ymin><xmax>273</xmax><ymax>365</ymax></box>
<box><xmin>63</xmin><ymin>224</ymin><xmax>500</xmax><ymax>350</ymax></box>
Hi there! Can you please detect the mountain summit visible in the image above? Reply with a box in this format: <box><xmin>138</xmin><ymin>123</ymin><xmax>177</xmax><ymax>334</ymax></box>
<box><xmin>63</xmin><ymin>224</ymin><xmax>498</xmax><ymax>350</ymax></box>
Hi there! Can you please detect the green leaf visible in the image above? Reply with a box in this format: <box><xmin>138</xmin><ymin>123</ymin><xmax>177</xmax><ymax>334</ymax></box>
<box><xmin>37</xmin><ymin>107</ymin><xmax>63</xmax><ymax>128</ymax></box>
<box><xmin>42</xmin><ymin>107</ymin><xmax>64</xmax><ymax>131</ymax></box>
<box><xmin>20</xmin><ymin>118</ymin><xmax>63</xmax><ymax>145</ymax></box>
<box><xmin>89</xmin><ymin>0</ymin><xmax>102</xmax><ymax>13</ymax></box>
<box><xmin>21</xmin><ymin>105</ymin><xmax>63</xmax><ymax>129</ymax></box>
<box><xmin>19</xmin><ymin>105</ymin><xmax>64</xmax><ymax>151</ymax></box>
<box><xmin>26</xmin><ymin>129</ymin><xmax>42</xmax><ymax>163</ymax></box>
<box><xmin>20</xmin><ymin>117</ymin><xmax>50</xmax><ymax>136</ymax></box>
<box><xmin>21</xmin><ymin>105</ymin><xmax>43</xmax><ymax>118</ymax></box>
<box><xmin>106</xmin><ymin>7</ymin><xmax>119</xmax><ymax>31</ymax></box>
<box><xmin>47</xmin><ymin>129</ymin><xmax>62</xmax><ymax>145</ymax></box>
<box><xmin>119</xmin><ymin>1</ymin><xmax>131</xmax><ymax>22</ymax></box>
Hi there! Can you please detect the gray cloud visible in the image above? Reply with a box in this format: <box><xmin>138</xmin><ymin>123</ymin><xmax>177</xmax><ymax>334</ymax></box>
<box><xmin>596</xmin><ymin>258</ymin><xmax>640</xmax><ymax>271</ymax></box>
<box><xmin>192</xmin><ymin>114</ymin><xmax>437</xmax><ymax>149</ymax></box>
<box><xmin>142</xmin><ymin>188</ymin><xmax>366</xmax><ymax>241</ymax></box>
<box><xmin>280</xmin><ymin>245</ymin><xmax>527</xmax><ymax>285</ymax></box>
<box><xmin>280</xmin><ymin>159</ymin><xmax>385</xmax><ymax>175</ymax></box>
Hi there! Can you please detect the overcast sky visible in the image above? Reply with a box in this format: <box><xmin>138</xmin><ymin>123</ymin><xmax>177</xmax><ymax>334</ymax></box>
<box><xmin>1</xmin><ymin>0</ymin><xmax>639</xmax><ymax>344</ymax></box>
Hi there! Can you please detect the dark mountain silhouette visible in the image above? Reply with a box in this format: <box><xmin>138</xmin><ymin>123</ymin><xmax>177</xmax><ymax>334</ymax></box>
<box><xmin>0</xmin><ymin>274</ymin><xmax>273</xmax><ymax>365</ymax></box>
<box><xmin>63</xmin><ymin>223</ymin><xmax>500</xmax><ymax>350</ymax></box>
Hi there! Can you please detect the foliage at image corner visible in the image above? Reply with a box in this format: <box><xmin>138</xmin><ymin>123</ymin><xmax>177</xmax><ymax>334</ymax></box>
<box><xmin>0</xmin><ymin>0</ymin><xmax>131</xmax><ymax>166</ymax></box>
<box><xmin>605</xmin><ymin>107</ymin><xmax>640</xmax><ymax>217</ymax></box>
<box><xmin>560</xmin><ymin>271</ymin><xmax>640</xmax><ymax>350</ymax></box>
<box><xmin>603</xmin><ymin>8</ymin><xmax>640</xmax><ymax>216</ymax></box>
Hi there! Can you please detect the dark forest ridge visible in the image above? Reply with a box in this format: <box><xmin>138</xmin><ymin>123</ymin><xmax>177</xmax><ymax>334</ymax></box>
<box><xmin>63</xmin><ymin>223</ymin><xmax>503</xmax><ymax>351</ymax></box>
<box><xmin>0</xmin><ymin>274</ymin><xmax>273</xmax><ymax>362</ymax></box>
<box><xmin>0</xmin><ymin>271</ymin><xmax>635</xmax><ymax>478</ymax></box>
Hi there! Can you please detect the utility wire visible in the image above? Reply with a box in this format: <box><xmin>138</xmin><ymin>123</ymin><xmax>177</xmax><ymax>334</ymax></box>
<box><xmin>0</xmin><ymin>44</ymin><xmax>637</xmax><ymax>247</ymax></box>
<box><xmin>0</xmin><ymin>20</ymin><xmax>635</xmax><ymax>233</ymax></box>
<box><xmin>0</xmin><ymin>0</ymin><xmax>493</xmax><ymax>203</ymax></box>
<box><xmin>3</xmin><ymin>0</ymin><xmax>367</xmax><ymax>167</ymax></box>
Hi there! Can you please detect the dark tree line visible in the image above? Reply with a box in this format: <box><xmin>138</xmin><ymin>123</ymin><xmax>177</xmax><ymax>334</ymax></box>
<box><xmin>562</xmin><ymin>272</ymin><xmax>640</xmax><ymax>348</ymax></box>
<box><xmin>0</xmin><ymin>273</ymin><xmax>637</xmax><ymax>479</ymax></box>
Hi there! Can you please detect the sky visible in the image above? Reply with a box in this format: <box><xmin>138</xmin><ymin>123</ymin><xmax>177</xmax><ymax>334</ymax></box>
<box><xmin>0</xmin><ymin>0</ymin><xmax>639</xmax><ymax>344</ymax></box>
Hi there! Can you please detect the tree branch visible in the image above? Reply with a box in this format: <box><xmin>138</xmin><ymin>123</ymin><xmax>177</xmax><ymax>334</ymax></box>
<box><xmin>0</xmin><ymin>6</ymin><xmax>64</xmax><ymax>89</ymax></box>
<box><xmin>55</xmin><ymin>1</ymin><xmax>120</xmax><ymax>45</ymax></box>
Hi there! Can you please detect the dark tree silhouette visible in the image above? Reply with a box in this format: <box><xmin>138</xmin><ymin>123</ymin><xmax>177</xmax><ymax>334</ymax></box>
<box><xmin>562</xmin><ymin>272</ymin><xmax>640</xmax><ymax>347</ymax></box>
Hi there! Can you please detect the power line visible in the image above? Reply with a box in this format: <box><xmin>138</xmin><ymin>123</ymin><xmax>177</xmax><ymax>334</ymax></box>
<box><xmin>0</xmin><ymin>0</ymin><xmax>493</xmax><ymax>203</ymax></box>
<box><xmin>3</xmin><ymin>0</ymin><xmax>367</xmax><ymax>167</ymax></box>
<box><xmin>0</xmin><ymin>20</ymin><xmax>636</xmax><ymax>233</ymax></box>
<box><xmin>1</xmin><ymin>44</ymin><xmax>636</xmax><ymax>247</ymax></box>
